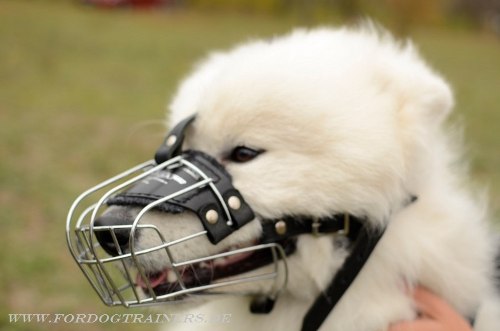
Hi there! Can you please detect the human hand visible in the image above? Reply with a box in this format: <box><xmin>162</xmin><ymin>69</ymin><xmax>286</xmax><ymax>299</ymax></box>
<box><xmin>388</xmin><ymin>286</ymin><xmax>473</xmax><ymax>331</ymax></box>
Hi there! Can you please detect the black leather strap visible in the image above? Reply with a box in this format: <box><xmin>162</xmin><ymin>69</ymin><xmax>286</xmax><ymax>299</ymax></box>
<box><xmin>155</xmin><ymin>114</ymin><xmax>196</xmax><ymax>164</ymax></box>
<box><xmin>260</xmin><ymin>214</ymin><xmax>364</xmax><ymax>244</ymax></box>
<box><xmin>108</xmin><ymin>150</ymin><xmax>255</xmax><ymax>244</ymax></box>
<box><xmin>301</xmin><ymin>226</ymin><xmax>385</xmax><ymax>331</ymax></box>
<box><xmin>248</xmin><ymin>215</ymin><xmax>365</xmax><ymax>315</ymax></box>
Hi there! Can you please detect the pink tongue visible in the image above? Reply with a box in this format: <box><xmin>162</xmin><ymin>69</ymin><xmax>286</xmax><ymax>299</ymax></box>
<box><xmin>136</xmin><ymin>270</ymin><xmax>168</xmax><ymax>289</ymax></box>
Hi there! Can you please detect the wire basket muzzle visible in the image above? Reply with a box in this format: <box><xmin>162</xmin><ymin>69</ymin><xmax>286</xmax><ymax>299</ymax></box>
<box><xmin>66</xmin><ymin>152</ymin><xmax>289</xmax><ymax>307</ymax></box>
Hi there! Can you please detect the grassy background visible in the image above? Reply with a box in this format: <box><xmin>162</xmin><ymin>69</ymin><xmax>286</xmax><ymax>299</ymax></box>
<box><xmin>0</xmin><ymin>1</ymin><xmax>499</xmax><ymax>330</ymax></box>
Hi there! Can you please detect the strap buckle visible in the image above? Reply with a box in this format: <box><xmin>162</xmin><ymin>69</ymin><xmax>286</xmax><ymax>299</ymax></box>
<box><xmin>338</xmin><ymin>214</ymin><xmax>350</xmax><ymax>237</ymax></box>
<box><xmin>312</xmin><ymin>214</ymin><xmax>351</xmax><ymax>237</ymax></box>
<box><xmin>312</xmin><ymin>218</ymin><xmax>321</xmax><ymax>236</ymax></box>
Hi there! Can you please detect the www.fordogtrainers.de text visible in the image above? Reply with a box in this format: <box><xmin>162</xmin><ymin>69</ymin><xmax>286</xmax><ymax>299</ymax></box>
<box><xmin>9</xmin><ymin>313</ymin><xmax>232</xmax><ymax>324</ymax></box>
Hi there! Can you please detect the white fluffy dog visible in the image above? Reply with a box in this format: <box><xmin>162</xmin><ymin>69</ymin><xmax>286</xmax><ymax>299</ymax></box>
<box><xmin>92</xmin><ymin>27</ymin><xmax>500</xmax><ymax>331</ymax></box>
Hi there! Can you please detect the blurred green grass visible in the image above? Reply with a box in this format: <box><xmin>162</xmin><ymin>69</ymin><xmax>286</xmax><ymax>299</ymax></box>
<box><xmin>0</xmin><ymin>1</ymin><xmax>498</xmax><ymax>330</ymax></box>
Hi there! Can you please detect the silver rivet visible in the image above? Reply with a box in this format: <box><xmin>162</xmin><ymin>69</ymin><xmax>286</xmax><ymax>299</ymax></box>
<box><xmin>228</xmin><ymin>196</ymin><xmax>241</xmax><ymax>210</ymax></box>
<box><xmin>166</xmin><ymin>135</ymin><xmax>177</xmax><ymax>147</ymax></box>
<box><xmin>275</xmin><ymin>220</ymin><xmax>287</xmax><ymax>235</ymax></box>
<box><xmin>206</xmin><ymin>210</ymin><xmax>219</xmax><ymax>224</ymax></box>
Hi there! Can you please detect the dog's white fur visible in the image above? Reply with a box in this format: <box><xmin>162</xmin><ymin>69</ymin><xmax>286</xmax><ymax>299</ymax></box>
<box><xmin>139</xmin><ymin>27</ymin><xmax>500</xmax><ymax>331</ymax></box>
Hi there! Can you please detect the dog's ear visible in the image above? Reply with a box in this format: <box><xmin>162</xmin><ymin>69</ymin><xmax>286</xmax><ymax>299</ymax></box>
<box><xmin>399</xmin><ymin>69</ymin><xmax>454</xmax><ymax>127</ymax></box>
<box><xmin>401</xmin><ymin>54</ymin><xmax>454</xmax><ymax>126</ymax></box>
<box><xmin>377</xmin><ymin>42</ymin><xmax>454</xmax><ymax>127</ymax></box>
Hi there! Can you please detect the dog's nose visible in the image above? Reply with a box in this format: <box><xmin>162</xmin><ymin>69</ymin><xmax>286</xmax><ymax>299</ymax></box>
<box><xmin>93</xmin><ymin>210</ymin><xmax>137</xmax><ymax>257</ymax></box>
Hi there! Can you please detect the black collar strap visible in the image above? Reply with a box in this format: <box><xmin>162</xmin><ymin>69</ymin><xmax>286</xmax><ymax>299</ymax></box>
<box><xmin>299</xmin><ymin>197</ymin><xmax>417</xmax><ymax>330</ymax></box>
<box><xmin>260</xmin><ymin>214</ymin><xmax>364</xmax><ymax>245</ymax></box>
<box><xmin>249</xmin><ymin>214</ymin><xmax>365</xmax><ymax>314</ymax></box>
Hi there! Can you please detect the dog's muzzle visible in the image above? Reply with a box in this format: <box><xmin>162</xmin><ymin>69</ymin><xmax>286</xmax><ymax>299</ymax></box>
<box><xmin>66</xmin><ymin>115</ymin><xmax>289</xmax><ymax>308</ymax></box>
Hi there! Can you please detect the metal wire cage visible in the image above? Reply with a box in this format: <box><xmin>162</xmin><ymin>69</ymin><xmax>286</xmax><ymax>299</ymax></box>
<box><xmin>66</xmin><ymin>155</ymin><xmax>289</xmax><ymax>308</ymax></box>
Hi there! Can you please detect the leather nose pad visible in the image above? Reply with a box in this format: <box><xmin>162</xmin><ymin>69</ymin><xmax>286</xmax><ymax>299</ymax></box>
<box><xmin>93</xmin><ymin>209</ymin><xmax>137</xmax><ymax>257</ymax></box>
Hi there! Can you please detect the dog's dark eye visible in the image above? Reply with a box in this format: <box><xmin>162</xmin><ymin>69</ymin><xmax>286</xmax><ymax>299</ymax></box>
<box><xmin>228</xmin><ymin>146</ymin><xmax>263</xmax><ymax>163</ymax></box>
